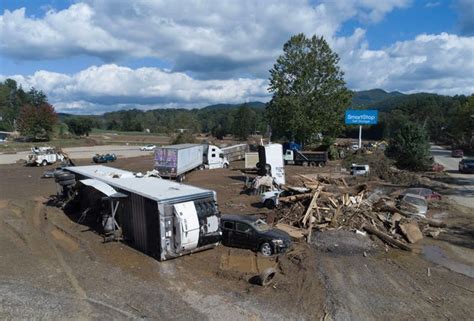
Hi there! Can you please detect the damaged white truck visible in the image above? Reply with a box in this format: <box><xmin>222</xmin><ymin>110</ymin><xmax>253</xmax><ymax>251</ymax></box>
<box><xmin>53</xmin><ymin>165</ymin><xmax>221</xmax><ymax>261</ymax></box>
<box><xmin>27</xmin><ymin>146</ymin><xmax>65</xmax><ymax>166</ymax></box>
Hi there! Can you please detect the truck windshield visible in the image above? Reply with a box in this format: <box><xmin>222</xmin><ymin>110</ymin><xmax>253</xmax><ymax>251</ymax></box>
<box><xmin>252</xmin><ymin>219</ymin><xmax>271</xmax><ymax>231</ymax></box>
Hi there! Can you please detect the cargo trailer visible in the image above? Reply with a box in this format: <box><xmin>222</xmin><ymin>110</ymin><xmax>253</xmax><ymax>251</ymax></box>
<box><xmin>256</xmin><ymin>143</ymin><xmax>285</xmax><ymax>186</ymax></box>
<box><xmin>61</xmin><ymin>165</ymin><xmax>221</xmax><ymax>261</ymax></box>
<box><xmin>154</xmin><ymin>144</ymin><xmax>230</xmax><ymax>181</ymax></box>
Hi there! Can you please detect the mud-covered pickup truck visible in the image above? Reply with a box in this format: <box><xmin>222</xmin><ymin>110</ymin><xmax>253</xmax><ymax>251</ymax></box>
<box><xmin>27</xmin><ymin>147</ymin><xmax>65</xmax><ymax>166</ymax></box>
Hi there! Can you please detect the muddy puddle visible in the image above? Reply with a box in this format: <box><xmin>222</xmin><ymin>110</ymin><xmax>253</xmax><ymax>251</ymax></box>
<box><xmin>422</xmin><ymin>245</ymin><xmax>474</xmax><ymax>278</ymax></box>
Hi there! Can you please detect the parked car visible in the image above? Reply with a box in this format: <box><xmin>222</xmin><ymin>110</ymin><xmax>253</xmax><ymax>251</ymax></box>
<box><xmin>261</xmin><ymin>187</ymin><xmax>310</xmax><ymax>209</ymax></box>
<box><xmin>92</xmin><ymin>153</ymin><xmax>117</xmax><ymax>163</ymax></box>
<box><xmin>140</xmin><ymin>144</ymin><xmax>156</xmax><ymax>151</ymax></box>
<box><xmin>350</xmin><ymin>164</ymin><xmax>370</xmax><ymax>176</ymax></box>
<box><xmin>459</xmin><ymin>158</ymin><xmax>474</xmax><ymax>173</ymax></box>
<box><xmin>396</xmin><ymin>193</ymin><xmax>428</xmax><ymax>217</ymax></box>
<box><xmin>221</xmin><ymin>214</ymin><xmax>292</xmax><ymax>256</ymax></box>
<box><xmin>400</xmin><ymin>188</ymin><xmax>441</xmax><ymax>201</ymax></box>
<box><xmin>451</xmin><ymin>149</ymin><xmax>464</xmax><ymax>158</ymax></box>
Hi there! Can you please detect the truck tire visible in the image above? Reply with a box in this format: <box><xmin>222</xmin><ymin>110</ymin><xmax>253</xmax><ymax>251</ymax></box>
<box><xmin>176</xmin><ymin>174</ymin><xmax>185</xmax><ymax>182</ymax></box>
<box><xmin>318</xmin><ymin>162</ymin><xmax>325</xmax><ymax>167</ymax></box>
<box><xmin>59</xmin><ymin>179</ymin><xmax>76</xmax><ymax>186</ymax></box>
<box><xmin>55</xmin><ymin>173</ymin><xmax>75</xmax><ymax>182</ymax></box>
<box><xmin>223</xmin><ymin>163</ymin><xmax>229</xmax><ymax>169</ymax></box>
<box><xmin>264</xmin><ymin>199</ymin><xmax>275</xmax><ymax>209</ymax></box>
<box><xmin>264</xmin><ymin>164</ymin><xmax>271</xmax><ymax>175</ymax></box>
<box><xmin>302</xmin><ymin>161</ymin><xmax>308</xmax><ymax>167</ymax></box>
<box><xmin>309</xmin><ymin>161</ymin><xmax>316</xmax><ymax>167</ymax></box>
<box><xmin>256</xmin><ymin>267</ymin><xmax>277</xmax><ymax>287</ymax></box>
<box><xmin>41</xmin><ymin>160</ymin><xmax>48</xmax><ymax>166</ymax></box>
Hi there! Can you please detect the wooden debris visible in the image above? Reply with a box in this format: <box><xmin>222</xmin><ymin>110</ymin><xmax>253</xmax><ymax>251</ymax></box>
<box><xmin>363</xmin><ymin>224</ymin><xmax>412</xmax><ymax>251</ymax></box>
<box><xmin>399</xmin><ymin>222</ymin><xmax>423</xmax><ymax>243</ymax></box>
<box><xmin>275</xmin><ymin>223</ymin><xmax>306</xmax><ymax>240</ymax></box>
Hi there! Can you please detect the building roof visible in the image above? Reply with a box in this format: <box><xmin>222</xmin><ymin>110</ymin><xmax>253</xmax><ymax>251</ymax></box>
<box><xmin>65</xmin><ymin>165</ymin><xmax>214</xmax><ymax>203</ymax></box>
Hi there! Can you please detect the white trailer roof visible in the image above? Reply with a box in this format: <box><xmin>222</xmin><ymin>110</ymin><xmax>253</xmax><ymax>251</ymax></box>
<box><xmin>65</xmin><ymin>165</ymin><xmax>214</xmax><ymax>202</ymax></box>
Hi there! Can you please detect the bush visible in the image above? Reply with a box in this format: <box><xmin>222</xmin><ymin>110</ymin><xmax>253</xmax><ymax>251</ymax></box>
<box><xmin>386</xmin><ymin>123</ymin><xmax>432</xmax><ymax>171</ymax></box>
<box><xmin>172</xmin><ymin>131</ymin><xmax>196</xmax><ymax>144</ymax></box>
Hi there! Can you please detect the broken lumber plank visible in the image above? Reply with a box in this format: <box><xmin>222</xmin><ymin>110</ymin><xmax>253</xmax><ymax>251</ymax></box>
<box><xmin>363</xmin><ymin>224</ymin><xmax>412</xmax><ymax>251</ymax></box>
<box><xmin>327</xmin><ymin>197</ymin><xmax>338</xmax><ymax>208</ymax></box>
<box><xmin>279</xmin><ymin>193</ymin><xmax>312</xmax><ymax>203</ymax></box>
<box><xmin>297</xmin><ymin>174</ymin><xmax>318</xmax><ymax>183</ymax></box>
<box><xmin>399</xmin><ymin>222</ymin><xmax>423</xmax><ymax>243</ymax></box>
<box><xmin>302</xmin><ymin>187</ymin><xmax>322</xmax><ymax>225</ymax></box>
<box><xmin>275</xmin><ymin>223</ymin><xmax>306</xmax><ymax>240</ymax></box>
<box><xmin>340</xmin><ymin>177</ymin><xmax>349</xmax><ymax>187</ymax></box>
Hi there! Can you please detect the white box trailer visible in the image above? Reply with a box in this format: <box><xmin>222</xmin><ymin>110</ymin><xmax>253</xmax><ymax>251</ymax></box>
<box><xmin>221</xmin><ymin>143</ymin><xmax>248</xmax><ymax>162</ymax></box>
<box><xmin>257</xmin><ymin>143</ymin><xmax>286</xmax><ymax>186</ymax></box>
<box><xmin>62</xmin><ymin>165</ymin><xmax>221</xmax><ymax>261</ymax></box>
<box><xmin>154</xmin><ymin>144</ymin><xmax>204</xmax><ymax>181</ymax></box>
<box><xmin>154</xmin><ymin>144</ymin><xmax>229</xmax><ymax>181</ymax></box>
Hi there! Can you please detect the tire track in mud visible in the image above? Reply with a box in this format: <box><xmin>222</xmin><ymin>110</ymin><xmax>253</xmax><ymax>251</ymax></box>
<box><xmin>32</xmin><ymin>200</ymin><xmax>94</xmax><ymax>320</ymax></box>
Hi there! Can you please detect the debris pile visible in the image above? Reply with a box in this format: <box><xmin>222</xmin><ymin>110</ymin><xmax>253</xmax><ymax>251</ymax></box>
<box><xmin>275</xmin><ymin>174</ymin><xmax>445</xmax><ymax>251</ymax></box>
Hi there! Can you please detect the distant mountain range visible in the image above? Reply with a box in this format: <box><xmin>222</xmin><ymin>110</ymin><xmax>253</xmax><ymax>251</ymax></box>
<box><xmin>59</xmin><ymin>89</ymin><xmax>448</xmax><ymax>118</ymax></box>
<box><xmin>351</xmin><ymin>89</ymin><xmax>405</xmax><ymax>107</ymax></box>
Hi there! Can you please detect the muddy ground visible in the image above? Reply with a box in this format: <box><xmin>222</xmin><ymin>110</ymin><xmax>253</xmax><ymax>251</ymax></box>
<box><xmin>1</xmin><ymin>156</ymin><xmax>473</xmax><ymax>320</ymax></box>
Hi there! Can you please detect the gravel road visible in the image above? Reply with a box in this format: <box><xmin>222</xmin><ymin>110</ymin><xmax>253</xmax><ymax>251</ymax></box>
<box><xmin>0</xmin><ymin>145</ymin><xmax>153</xmax><ymax>164</ymax></box>
<box><xmin>431</xmin><ymin>145</ymin><xmax>474</xmax><ymax>208</ymax></box>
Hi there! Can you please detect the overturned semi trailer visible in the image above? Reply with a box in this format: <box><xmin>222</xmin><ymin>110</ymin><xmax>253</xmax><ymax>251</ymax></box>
<box><xmin>61</xmin><ymin>165</ymin><xmax>221</xmax><ymax>261</ymax></box>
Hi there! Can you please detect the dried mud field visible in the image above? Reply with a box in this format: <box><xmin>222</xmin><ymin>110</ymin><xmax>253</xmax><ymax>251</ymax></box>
<box><xmin>1</xmin><ymin>156</ymin><xmax>473</xmax><ymax>320</ymax></box>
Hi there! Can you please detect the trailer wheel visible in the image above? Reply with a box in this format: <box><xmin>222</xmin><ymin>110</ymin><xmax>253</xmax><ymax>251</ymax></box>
<box><xmin>59</xmin><ymin>179</ymin><xmax>76</xmax><ymax>186</ymax></box>
<box><xmin>264</xmin><ymin>199</ymin><xmax>275</xmax><ymax>209</ymax></box>
<box><xmin>55</xmin><ymin>173</ymin><xmax>75</xmax><ymax>182</ymax></box>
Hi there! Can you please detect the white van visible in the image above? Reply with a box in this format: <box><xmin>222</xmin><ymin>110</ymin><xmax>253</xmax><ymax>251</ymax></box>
<box><xmin>350</xmin><ymin>164</ymin><xmax>370</xmax><ymax>176</ymax></box>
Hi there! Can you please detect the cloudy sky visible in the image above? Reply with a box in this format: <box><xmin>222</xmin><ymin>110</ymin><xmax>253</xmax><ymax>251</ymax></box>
<box><xmin>1</xmin><ymin>0</ymin><xmax>473</xmax><ymax>114</ymax></box>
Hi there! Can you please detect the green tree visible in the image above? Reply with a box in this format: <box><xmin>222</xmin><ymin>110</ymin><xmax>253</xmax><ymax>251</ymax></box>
<box><xmin>233</xmin><ymin>105</ymin><xmax>256</xmax><ymax>140</ymax></box>
<box><xmin>267</xmin><ymin>34</ymin><xmax>352</xmax><ymax>143</ymax></box>
<box><xmin>17</xmin><ymin>103</ymin><xmax>58</xmax><ymax>140</ymax></box>
<box><xmin>66</xmin><ymin>117</ymin><xmax>93</xmax><ymax>136</ymax></box>
<box><xmin>386</xmin><ymin>122</ymin><xmax>432</xmax><ymax>171</ymax></box>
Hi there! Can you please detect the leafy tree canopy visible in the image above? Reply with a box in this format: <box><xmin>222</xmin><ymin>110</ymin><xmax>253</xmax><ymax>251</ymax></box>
<box><xmin>386</xmin><ymin>122</ymin><xmax>432</xmax><ymax>171</ymax></box>
<box><xmin>267</xmin><ymin>33</ymin><xmax>352</xmax><ymax>144</ymax></box>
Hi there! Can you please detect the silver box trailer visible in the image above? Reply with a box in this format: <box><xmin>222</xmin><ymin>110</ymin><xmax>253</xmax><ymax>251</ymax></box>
<box><xmin>154</xmin><ymin>144</ymin><xmax>204</xmax><ymax>180</ymax></box>
<box><xmin>221</xmin><ymin>144</ymin><xmax>248</xmax><ymax>162</ymax></box>
<box><xmin>63</xmin><ymin>165</ymin><xmax>221</xmax><ymax>261</ymax></box>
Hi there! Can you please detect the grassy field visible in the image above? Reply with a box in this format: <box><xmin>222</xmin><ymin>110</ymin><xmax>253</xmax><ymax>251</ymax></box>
<box><xmin>0</xmin><ymin>130</ymin><xmax>172</xmax><ymax>153</ymax></box>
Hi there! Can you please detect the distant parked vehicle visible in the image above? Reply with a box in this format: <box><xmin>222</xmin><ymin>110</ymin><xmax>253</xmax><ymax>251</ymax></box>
<box><xmin>350</xmin><ymin>164</ymin><xmax>370</xmax><ymax>176</ymax></box>
<box><xmin>221</xmin><ymin>214</ymin><xmax>292</xmax><ymax>256</ymax></box>
<box><xmin>92</xmin><ymin>153</ymin><xmax>117</xmax><ymax>163</ymax></box>
<box><xmin>400</xmin><ymin>188</ymin><xmax>441</xmax><ymax>201</ymax></box>
<box><xmin>140</xmin><ymin>144</ymin><xmax>156</xmax><ymax>151</ymax></box>
<box><xmin>451</xmin><ymin>149</ymin><xmax>464</xmax><ymax>158</ymax></box>
<box><xmin>459</xmin><ymin>158</ymin><xmax>474</xmax><ymax>173</ymax></box>
<box><xmin>283</xmin><ymin>149</ymin><xmax>328</xmax><ymax>167</ymax></box>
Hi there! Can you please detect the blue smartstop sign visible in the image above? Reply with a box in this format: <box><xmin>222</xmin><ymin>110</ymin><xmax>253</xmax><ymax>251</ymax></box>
<box><xmin>345</xmin><ymin>110</ymin><xmax>378</xmax><ymax>125</ymax></box>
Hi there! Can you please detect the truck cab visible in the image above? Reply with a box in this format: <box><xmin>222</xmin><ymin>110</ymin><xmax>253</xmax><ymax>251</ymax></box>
<box><xmin>204</xmin><ymin>145</ymin><xmax>229</xmax><ymax>169</ymax></box>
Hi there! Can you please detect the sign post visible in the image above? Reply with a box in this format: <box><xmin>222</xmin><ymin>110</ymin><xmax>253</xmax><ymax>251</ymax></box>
<box><xmin>345</xmin><ymin>110</ymin><xmax>378</xmax><ymax>148</ymax></box>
